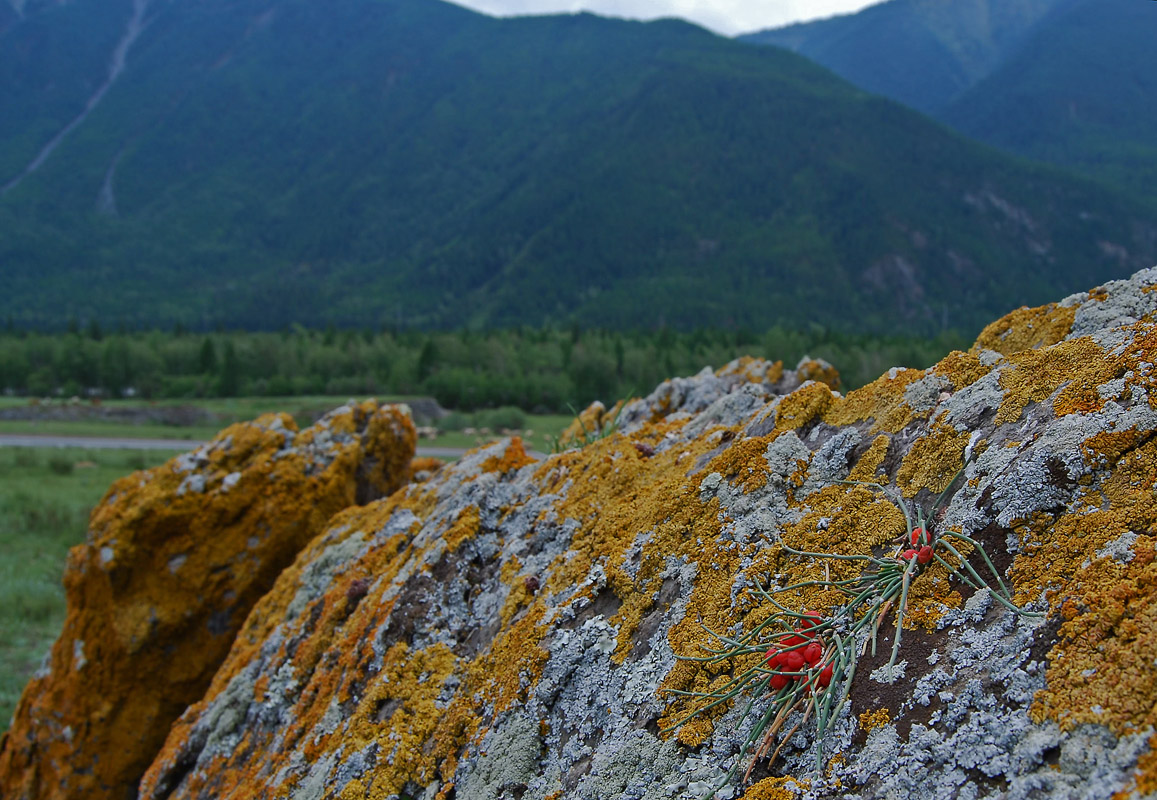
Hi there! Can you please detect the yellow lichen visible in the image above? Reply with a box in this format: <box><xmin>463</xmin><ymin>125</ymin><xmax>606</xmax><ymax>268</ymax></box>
<box><xmin>344</xmin><ymin>641</ymin><xmax>459</xmax><ymax>797</ymax></box>
<box><xmin>902</xmin><ymin>569</ymin><xmax>963</xmax><ymax>631</ymax></box>
<box><xmin>676</xmin><ymin>716</ymin><xmax>714</xmax><ymax>747</ymax></box>
<box><xmin>740</xmin><ymin>775</ymin><xmax>808</xmax><ymax>799</ymax></box>
<box><xmin>859</xmin><ymin>708</ymin><xmax>891</xmax><ymax>733</ymax></box>
<box><xmin>994</xmin><ymin>337</ymin><xmax>1120</xmax><ymax>425</ymax></box>
<box><xmin>933</xmin><ymin>349</ymin><xmax>995</xmax><ymax>391</ymax></box>
<box><xmin>847</xmin><ymin>435</ymin><xmax>890</xmax><ymax>482</ymax></box>
<box><xmin>498</xmin><ymin>556</ymin><xmax>530</xmax><ymax>626</ymax></box>
<box><xmin>972</xmin><ymin>302</ymin><xmax>1076</xmax><ymax>356</ymax></box>
<box><xmin>776</xmin><ymin>382</ymin><xmax>835</xmax><ymax>431</ymax></box>
<box><xmin>442</xmin><ymin>505</ymin><xmax>481</xmax><ymax>552</ymax></box>
<box><xmin>824</xmin><ymin>367</ymin><xmax>925</xmax><ymax>433</ymax></box>
<box><xmin>410</xmin><ymin>456</ymin><xmax>446</xmax><ymax>482</ymax></box>
<box><xmin>706</xmin><ymin>432</ymin><xmax>780</xmax><ymax>492</ymax></box>
<box><xmin>3</xmin><ymin>405</ymin><xmax>416</xmax><ymax>800</ymax></box>
<box><xmin>895</xmin><ymin>418</ymin><xmax>970</xmax><ymax>497</ymax></box>
<box><xmin>556</xmin><ymin>400</ymin><xmax>625</xmax><ymax>448</ymax></box>
<box><xmin>468</xmin><ymin>606</ymin><xmax>551</xmax><ymax>715</ymax></box>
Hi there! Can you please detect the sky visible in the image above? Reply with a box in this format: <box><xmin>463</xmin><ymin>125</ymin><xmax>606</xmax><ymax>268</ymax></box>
<box><xmin>448</xmin><ymin>0</ymin><xmax>883</xmax><ymax>36</ymax></box>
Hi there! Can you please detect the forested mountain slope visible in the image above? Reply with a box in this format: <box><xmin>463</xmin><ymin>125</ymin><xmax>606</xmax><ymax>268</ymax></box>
<box><xmin>1</xmin><ymin>0</ymin><xmax>1152</xmax><ymax>333</ymax></box>
<box><xmin>743</xmin><ymin>0</ymin><xmax>1157</xmax><ymax>206</ymax></box>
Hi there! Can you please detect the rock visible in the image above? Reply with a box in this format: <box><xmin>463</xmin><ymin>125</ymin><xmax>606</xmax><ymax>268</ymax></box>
<box><xmin>128</xmin><ymin>269</ymin><xmax>1157</xmax><ymax>800</ymax></box>
<box><xmin>0</xmin><ymin>401</ymin><xmax>416</xmax><ymax>800</ymax></box>
<box><xmin>15</xmin><ymin>267</ymin><xmax>1157</xmax><ymax>800</ymax></box>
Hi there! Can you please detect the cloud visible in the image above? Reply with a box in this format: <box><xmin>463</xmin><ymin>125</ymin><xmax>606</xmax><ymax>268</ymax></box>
<box><xmin>449</xmin><ymin>0</ymin><xmax>881</xmax><ymax>35</ymax></box>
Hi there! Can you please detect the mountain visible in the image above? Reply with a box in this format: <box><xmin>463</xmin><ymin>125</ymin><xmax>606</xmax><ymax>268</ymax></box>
<box><xmin>0</xmin><ymin>0</ymin><xmax>1154</xmax><ymax>334</ymax></box>
<box><xmin>940</xmin><ymin>0</ymin><xmax>1157</xmax><ymax>206</ymax></box>
<box><xmin>739</xmin><ymin>0</ymin><xmax>1067</xmax><ymax>115</ymax></box>
<box><xmin>741</xmin><ymin>0</ymin><xmax>1157</xmax><ymax>206</ymax></box>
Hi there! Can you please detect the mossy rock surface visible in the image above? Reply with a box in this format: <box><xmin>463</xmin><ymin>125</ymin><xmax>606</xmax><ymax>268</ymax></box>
<box><xmin>9</xmin><ymin>271</ymin><xmax>1157</xmax><ymax>799</ymax></box>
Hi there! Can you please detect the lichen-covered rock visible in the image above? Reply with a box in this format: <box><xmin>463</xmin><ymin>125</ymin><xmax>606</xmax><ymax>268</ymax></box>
<box><xmin>130</xmin><ymin>270</ymin><xmax>1157</xmax><ymax>800</ymax></box>
<box><xmin>0</xmin><ymin>401</ymin><xmax>416</xmax><ymax>800</ymax></box>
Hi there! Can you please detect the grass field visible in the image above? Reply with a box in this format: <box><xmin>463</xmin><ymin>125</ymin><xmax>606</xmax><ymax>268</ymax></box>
<box><xmin>0</xmin><ymin>447</ymin><xmax>172</xmax><ymax>732</ymax></box>
<box><xmin>0</xmin><ymin>396</ymin><xmax>574</xmax><ymax>453</ymax></box>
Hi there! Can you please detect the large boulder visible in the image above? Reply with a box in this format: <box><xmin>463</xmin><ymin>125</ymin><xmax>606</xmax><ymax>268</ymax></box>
<box><xmin>127</xmin><ymin>268</ymin><xmax>1157</xmax><ymax>799</ymax></box>
<box><xmin>0</xmin><ymin>401</ymin><xmax>416</xmax><ymax>800</ymax></box>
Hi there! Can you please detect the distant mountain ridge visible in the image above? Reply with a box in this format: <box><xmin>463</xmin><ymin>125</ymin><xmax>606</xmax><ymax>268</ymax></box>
<box><xmin>740</xmin><ymin>0</ymin><xmax>1068</xmax><ymax>114</ymax></box>
<box><xmin>741</xmin><ymin>0</ymin><xmax>1157</xmax><ymax>206</ymax></box>
<box><xmin>0</xmin><ymin>0</ymin><xmax>1154</xmax><ymax>333</ymax></box>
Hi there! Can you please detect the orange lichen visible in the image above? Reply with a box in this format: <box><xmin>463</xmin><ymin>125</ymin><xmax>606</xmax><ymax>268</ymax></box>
<box><xmin>676</xmin><ymin>716</ymin><xmax>715</xmax><ymax>747</ymax></box>
<box><xmin>67</xmin><ymin>295</ymin><xmax>1157</xmax><ymax>799</ymax></box>
<box><xmin>468</xmin><ymin>606</ymin><xmax>551</xmax><ymax>714</ymax></box>
<box><xmin>1019</xmin><ymin>426</ymin><xmax>1157</xmax><ymax>736</ymax></box>
<box><xmin>341</xmin><ymin>641</ymin><xmax>460</xmax><ymax>797</ymax></box>
<box><xmin>140</xmin><ymin>488</ymin><xmax>443</xmax><ymax>799</ymax></box>
<box><xmin>781</xmin><ymin>485</ymin><xmax>905</xmax><ymax>559</ymax></box>
<box><xmin>902</xmin><ymin>569</ymin><xmax>963</xmax><ymax>631</ymax></box>
<box><xmin>1113</xmin><ymin>735</ymin><xmax>1157</xmax><ymax>799</ymax></box>
<box><xmin>1080</xmin><ymin>429</ymin><xmax>1148</xmax><ymax>470</ymax></box>
<box><xmin>895</xmin><ymin>418</ymin><xmax>970</xmax><ymax>497</ymax></box>
<box><xmin>1030</xmin><ymin>556</ymin><xmax>1157</xmax><ymax>733</ymax></box>
<box><xmin>972</xmin><ymin>302</ymin><xmax>1076</xmax><ymax>356</ymax></box>
<box><xmin>796</xmin><ymin>358</ymin><xmax>841</xmax><ymax>391</ymax></box>
<box><xmin>358</xmin><ymin>403</ymin><xmax>418</xmax><ymax>498</ymax></box>
<box><xmin>410</xmin><ymin>456</ymin><xmax>446</xmax><ymax>481</ymax></box>
<box><xmin>720</xmin><ymin>356</ymin><xmax>784</xmax><ymax>386</ymax></box>
<box><xmin>480</xmin><ymin>436</ymin><xmax>536</xmax><ymax>475</ymax></box>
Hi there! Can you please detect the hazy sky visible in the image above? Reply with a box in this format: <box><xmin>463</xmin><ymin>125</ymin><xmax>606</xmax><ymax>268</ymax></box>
<box><xmin>448</xmin><ymin>0</ymin><xmax>882</xmax><ymax>36</ymax></box>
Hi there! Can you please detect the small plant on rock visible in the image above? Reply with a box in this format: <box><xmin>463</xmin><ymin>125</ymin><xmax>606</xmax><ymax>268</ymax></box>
<box><xmin>666</xmin><ymin>472</ymin><xmax>1041</xmax><ymax>796</ymax></box>
<box><xmin>548</xmin><ymin>398</ymin><xmax>628</xmax><ymax>453</ymax></box>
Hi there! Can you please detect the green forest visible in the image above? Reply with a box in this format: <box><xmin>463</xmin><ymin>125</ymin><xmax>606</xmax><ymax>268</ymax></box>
<box><xmin>0</xmin><ymin>324</ymin><xmax>969</xmax><ymax>412</ymax></box>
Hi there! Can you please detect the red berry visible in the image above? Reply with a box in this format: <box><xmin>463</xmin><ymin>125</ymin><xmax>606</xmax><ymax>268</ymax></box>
<box><xmin>911</xmin><ymin>527</ymin><xmax>924</xmax><ymax>546</ymax></box>
<box><xmin>902</xmin><ymin>548</ymin><xmax>918</xmax><ymax>560</ymax></box>
<box><xmin>818</xmin><ymin>664</ymin><xmax>834</xmax><ymax>688</ymax></box>
<box><xmin>803</xmin><ymin>642</ymin><xmax>823</xmax><ymax>665</ymax></box>
<box><xmin>770</xmin><ymin>673</ymin><xmax>789</xmax><ymax>691</ymax></box>
<box><xmin>765</xmin><ymin>648</ymin><xmax>781</xmax><ymax>668</ymax></box>
<box><xmin>916</xmin><ymin>545</ymin><xmax>934</xmax><ymax>564</ymax></box>
<box><xmin>785</xmin><ymin>651</ymin><xmax>805</xmax><ymax>671</ymax></box>
<box><xmin>782</xmin><ymin>634</ymin><xmax>808</xmax><ymax>648</ymax></box>
<box><xmin>798</xmin><ymin>611</ymin><xmax>823</xmax><ymax>631</ymax></box>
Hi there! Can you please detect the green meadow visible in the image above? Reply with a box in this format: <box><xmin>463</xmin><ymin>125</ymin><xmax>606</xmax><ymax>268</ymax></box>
<box><xmin>0</xmin><ymin>447</ymin><xmax>172</xmax><ymax>730</ymax></box>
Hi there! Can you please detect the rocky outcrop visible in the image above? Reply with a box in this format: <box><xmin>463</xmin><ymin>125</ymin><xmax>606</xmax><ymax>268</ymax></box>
<box><xmin>123</xmin><ymin>268</ymin><xmax>1157</xmax><ymax>799</ymax></box>
<box><xmin>11</xmin><ymin>269</ymin><xmax>1157</xmax><ymax>800</ymax></box>
<box><xmin>0</xmin><ymin>401</ymin><xmax>416</xmax><ymax>800</ymax></box>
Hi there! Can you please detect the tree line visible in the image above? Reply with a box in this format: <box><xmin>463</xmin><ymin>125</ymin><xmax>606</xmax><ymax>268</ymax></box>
<box><xmin>0</xmin><ymin>323</ymin><xmax>969</xmax><ymax>412</ymax></box>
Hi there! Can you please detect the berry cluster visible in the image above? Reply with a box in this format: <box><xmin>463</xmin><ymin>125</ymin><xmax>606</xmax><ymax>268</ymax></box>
<box><xmin>763</xmin><ymin>612</ymin><xmax>833</xmax><ymax>692</ymax></box>
<box><xmin>900</xmin><ymin>526</ymin><xmax>933</xmax><ymax>564</ymax></box>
